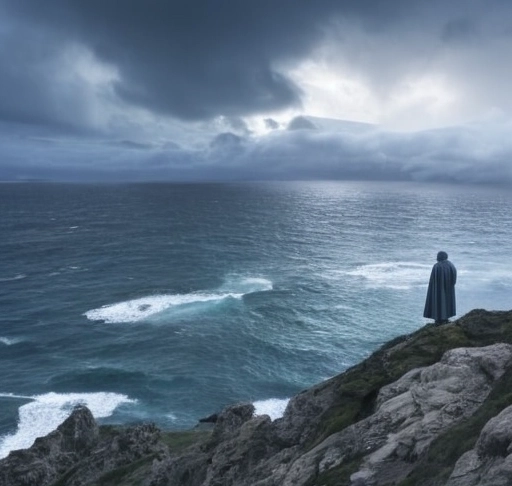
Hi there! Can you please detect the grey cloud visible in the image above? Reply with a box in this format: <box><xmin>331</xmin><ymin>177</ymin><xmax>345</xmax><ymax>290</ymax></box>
<box><xmin>1</xmin><ymin>0</ymin><xmax>511</xmax><ymax>185</ymax></box>
<box><xmin>0</xmin><ymin>29</ymin><xmax>82</xmax><ymax>130</ymax></box>
<box><xmin>110</xmin><ymin>140</ymin><xmax>155</xmax><ymax>150</ymax></box>
<box><xmin>2</xmin><ymin>120</ymin><xmax>511</xmax><ymax>184</ymax></box>
<box><xmin>321</xmin><ymin>1</ymin><xmax>512</xmax><ymax>118</ymax></box>
<box><xmin>209</xmin><ymin>132</ymin><xmax>244</xmax><ymax>150</ymax></box>
<box><xmin>264</xmin><ymin>118</ymin><xmax>280</xmax><ymax>130</ymax></box>
<box><xmin>287</xmin><ymin>116</ymin><xmax>317</xmax><ymax>130</ymax></box>
<box><xmin>220</xmin><ymin>117</ymin><xmax>252</xmax><ymax>135</ymax></box>
<box><xmin>1</xmin><ymin>0</ymin><xmax>333</xmax><ymax>123</ymax></box>
<box><xmin>441</xmin><ymin>18</ymin><xmax>479</xmax><ymax>44</ymax></box>
<box><xmin>2</xmin><ymin>0</ymin><xmax>489</xmax><ymax>127</ymax></box>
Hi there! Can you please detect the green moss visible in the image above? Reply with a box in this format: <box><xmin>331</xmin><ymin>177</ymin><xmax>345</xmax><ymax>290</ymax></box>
<box><xmin>161</xmin><ymin>430</ymin><xmax>211</xmax><ymax>452</ymax></box>
<box><xmin>309</xmin><ymin>317</ymin><xmax>512</xmax><ymax>486</ymax></box>
<box><xmin>92</xmin><ymin>455</ymin><xmax>155</xmax><ymax>486</ymax></box>
<box><xmin>316</xmin><ymin>400</ymin><xmax>361</xmax><ymax>443</ymax></box>
<box><xmin>386</xmin><ymin>325</ymin><xmax>471</xmax><ymax>377</ymax></box>
<box><xmin>49</xmin><ymin>466</ymin><xmax>80</xmax><ymax>486</ymax></box>
<box><xmin>397</xmin><ymin>364</ymin><xmax>512</xmax><ymax>486</ymax></box>
<box><xmin>312</xmin><ymin>324</ymin><xmax>472</xmax><ymax>446</ymax></box>
<box><xmin>312</xmin><ymin>455</ymin><xmax>364</xmax><ymax>486</ymax></box>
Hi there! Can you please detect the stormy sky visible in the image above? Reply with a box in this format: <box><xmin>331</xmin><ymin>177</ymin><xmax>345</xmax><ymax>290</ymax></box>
<box><xmin>1</xmin><ymin>0</ymin><xmax>512</xmax><ymax>183</ymax></box>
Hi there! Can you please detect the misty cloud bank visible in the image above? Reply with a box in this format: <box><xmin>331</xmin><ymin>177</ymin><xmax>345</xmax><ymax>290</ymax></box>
<box><xmin>2</xmin><ymin>118</ymin><xmax>511</xmax><ymax>184</ymax></box>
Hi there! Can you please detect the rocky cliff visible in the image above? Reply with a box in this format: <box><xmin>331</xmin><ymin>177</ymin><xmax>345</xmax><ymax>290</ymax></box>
<box><xmin>2</xmin><ymin>309</ymin><xmax>512</xmax><ymax>486</ymax></box>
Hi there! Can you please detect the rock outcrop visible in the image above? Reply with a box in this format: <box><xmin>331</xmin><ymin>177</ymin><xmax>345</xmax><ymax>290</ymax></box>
<box><xmin>0</xmin><ymin>405</ymin><xmax>98</xmax><ymax>486</ymax></box>
<box><xmin>447</xmin><ymin>404</ymin><xmax>512</xmax><ymax>486</ymax></box>
<box><xmin>1</xmin><ymin>309</ymin><xmax>512</xmax><ymax>486</ymax></box>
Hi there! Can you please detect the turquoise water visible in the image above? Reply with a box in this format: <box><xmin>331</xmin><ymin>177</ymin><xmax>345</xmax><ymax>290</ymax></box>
<box><xmin>1</xmin><ymin>181</ymin><xmax>511</xmax><ymax>457</ymax></box>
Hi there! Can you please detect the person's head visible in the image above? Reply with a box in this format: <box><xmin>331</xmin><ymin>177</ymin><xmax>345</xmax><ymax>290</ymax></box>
<box><xmin>437</xmin><ymin>251</ymin><xmax>448</xmax><ymax>261</ymax></box>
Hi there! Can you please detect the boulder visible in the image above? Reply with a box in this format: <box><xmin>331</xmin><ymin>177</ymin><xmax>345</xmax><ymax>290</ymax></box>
<box><xmin>279</xmin><ymin>343</ymin><xmax>512</xmax><ymax>486</ymax></box>
<box><xmin>447</xmin><ymin>404</ymin><xmax>512</xmax><ymax>486</ymax></box>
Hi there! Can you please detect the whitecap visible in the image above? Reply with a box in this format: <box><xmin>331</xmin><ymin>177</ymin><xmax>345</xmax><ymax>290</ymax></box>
<box><xmin>343</xmin><ymin>262</ymin><xmax>431</xmax><ymax>290</ymax></box>
<box><xmin>253</xmin><ymin>398</ymin><xmax>289</xmax><ymax>421</ymax></box>
<box><xmin>84</xmin><ymin>292</ymin><xmax>243</xmax><ymax>324</ymax></box>
<box><xmin>0</xmin><ymin>391</ymin><xmax>136</xmax><ymax>459</ymax></box>
<box><xmin>218</xmin><ymin>277</ymin><xmax>273</xmax><ymax>294</ymax></box>
<box><xmin>84</xmin><ymin>277</ymin><xmax>273</xmax><ymax>324</ymax></box>
<box><xmin>0</xmin><ymin>337</ymin><xmax>21</xmax><ymax>346</ymax></box>
<box><xmin>0</xmin><ymin>274</ymin><xmax>27</xmax><ymax>283</ymax></box>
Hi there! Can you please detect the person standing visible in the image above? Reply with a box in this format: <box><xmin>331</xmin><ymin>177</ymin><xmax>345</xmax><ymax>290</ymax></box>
<box><xmin>424</xmin><ymin>251</ymin><xmax>457</xmax><ymax>324</ymax></box>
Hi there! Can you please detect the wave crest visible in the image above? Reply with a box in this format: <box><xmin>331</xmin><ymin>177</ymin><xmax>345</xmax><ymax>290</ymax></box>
<box><xmin>0</xmin><ymin>392</ymin><xmax>136</xmax><ymax>459</ymax></box>
<box><xmin>84</xmin><ymin>277</ymin><xmax>273</xmax><ymax>324</ymax></box>
<box><xmin>0</xmin><ymin>337</ymin><xmax>21</xmax><ymax>346</ymax></box>
<box><xmin>0</xmin><ymin>274</ymin><xmax>26</xmax><ymax>283</ymax></box>
<box><xmin>253</xmin><ymin>398</ymin><xmax>289</xmax><ymax>421</ymax></box>
<box><xmin>343</xmin><ymin>262</ymin><xmax>431</xmax><ymax>290</ymax></box>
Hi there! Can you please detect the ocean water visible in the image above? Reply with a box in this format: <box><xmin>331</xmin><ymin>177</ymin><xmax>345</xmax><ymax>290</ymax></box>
<box><xmin>1</xmin><ymin>181</ymin><xmax>511</xmax><ymax>458</ymax></box>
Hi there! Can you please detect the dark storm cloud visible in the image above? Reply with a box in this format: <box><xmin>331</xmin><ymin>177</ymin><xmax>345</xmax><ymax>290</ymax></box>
<box><xmin>1</xmin><ymin>0</ymin><xmax>512</xmax><ymax>184</ymax></box>
<box><xmin>441</xmin><ymin>18</ymin><xmax>479</xmax><ymax>45</ymax></box>
<box><xmin>0</xmin><ymin>0</ymin><xmax>316</xmax><ymax>123</ymax></box>
<box><xmin>0</xmin><ymin>25</ymin><xmax>90</xmax><ymax>131</ymax></box>
<box><xmin>2</xmin><ymin>0</ymin><xmax>511</xmax><ymax>127</ymax></box>
<box><xmin>287</xmin><ymin>116</ymin><xmax>317</xmax><ymax>131</ymax></box>
<box><xmin>0</xmin><ymin>0</ymin><xmax>420</xmax><ymax>126</ymax></box>
<box><xmin>264</xmin><ymin>119</ymin><xmax>280</xmax><ymax>130</ymax></box>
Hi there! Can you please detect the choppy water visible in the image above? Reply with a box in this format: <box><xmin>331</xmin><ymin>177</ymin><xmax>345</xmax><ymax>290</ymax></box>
<box><xmin>1</xmin><ymin>181</ymin><xmax>511</xmax><ymax>458</ymax></box>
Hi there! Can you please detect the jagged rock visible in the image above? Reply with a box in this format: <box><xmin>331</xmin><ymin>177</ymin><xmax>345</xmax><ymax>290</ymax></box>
<box><xmin>0</xmin><ymin>405</ymin><xmax>98</xmax><ymax>486</ymax></box>
<box><xmin>148</xmin><ymin>403</ymin><xmax>270</xmax><ymax>486</ymax></box>
<box><xmin>208</xmin><ymin>403</ymin><xmax>255</xmax><ymax>445</ymax></box>
<box><xmin>447</xmin><ymin>404</ymin><xmax>512</xmax><ymax>486</ymax></box>
<box><xmin>204</xmin><ymin>415</ymin><xmax>277</xmax><ymax>485</ymax></box>
<box><xmin>279</xmin><ymin>343</ymin><xmax>512</xmax><ymax>486</ymax></box>
<box><xmin>73</xmin><ymin>422</ymin><xmax>164</xmax><ymax>485</ymax></box>
<box><xmin>199</xmin><ymin>413</ymin><xmax>219</xmax><ymax>423</ymax></box>
<box><xmin>0</xmin><ymin>406</ymin><xmax>164</xmax><ymax>486</ymax></box>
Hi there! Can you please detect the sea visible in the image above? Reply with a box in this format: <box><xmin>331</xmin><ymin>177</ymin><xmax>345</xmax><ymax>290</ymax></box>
<box><xmin>1</xmin><ymin>180</ymin><xmax>511</xmax><ymax>459</ymax></box>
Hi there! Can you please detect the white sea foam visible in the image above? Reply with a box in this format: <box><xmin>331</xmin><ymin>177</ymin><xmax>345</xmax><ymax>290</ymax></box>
<box><xmin>343</xmin><ymin>262</ymin><xmax>431</xmax><ymax>290</ymax></box>
<box><xmin>85</xmin><ymin>277</ymin><xmax>273</xmax><ymax>324</ymax></box>
<box><xmin>0</xmin><ymin>274</ymin><xmax>27</xmax><ymax>283</ymax></box>
<box><xmin>253</xmin><ymin>398</ymin><xmax>289</xmax><ymax>421</ymax></box>
<box><xmin>0</xmin><ymin>337</ymin><xmax>21</xmax><ymax>346</ymax></box>
<box><xmin>235</xmin><ymin>277</ymin><xmax>273</xmax><ymax>292</ymax></box>
<box><xmin>218</xmin><ymin>277</ymin><xmax>273</xmax><ymax>294</ymax></box>
<box><xmin>0</xmin><ymin>392</ymin><xmax>136</xmax><ymax>459</ymax></box>
<box><xmin>85</xmin><ymin>292</ymin><xmax>242</xmax><ymax>323</ymax></box>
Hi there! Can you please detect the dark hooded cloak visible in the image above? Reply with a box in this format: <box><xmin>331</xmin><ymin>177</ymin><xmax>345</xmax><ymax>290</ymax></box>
<box><xmin>423</xmin><ymin>251</ymin><xmax>457</xmax><ymax>322</ymax></box>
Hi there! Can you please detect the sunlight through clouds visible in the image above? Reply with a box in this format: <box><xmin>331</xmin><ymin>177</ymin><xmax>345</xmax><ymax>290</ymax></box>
<box><xmin>0</xmin><ymin>0</ymin><xmax>511</xmax><ymax>183</ymax></box>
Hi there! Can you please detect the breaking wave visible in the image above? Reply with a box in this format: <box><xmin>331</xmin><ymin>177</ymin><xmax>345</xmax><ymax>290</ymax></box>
<box><xmin>343</xmin><ymin>262</ymin><xmax>431</xmax><ymax>290</ymax></box>
<box><xmin>253</xmin><ymin>398</ymin><xmax>289</xmax><ymax>421</ymax></box>
<box><xmin>0</xmin><ymin>392</ymin><xmax>136</xmax><ymax>459</ymax></box>
<box><xmin>84</xmin><ymin>277</ymin><xmax>273</xmax><ymax>324</ymax></box>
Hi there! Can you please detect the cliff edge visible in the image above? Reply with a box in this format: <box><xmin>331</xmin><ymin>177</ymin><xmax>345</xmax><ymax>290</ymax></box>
<box><xmin>1</xmin><ymin>309</ymin><xmax>512</xmax><ymax>486</ymax></box>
